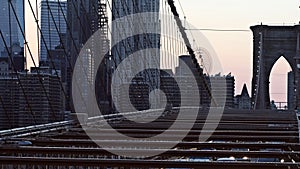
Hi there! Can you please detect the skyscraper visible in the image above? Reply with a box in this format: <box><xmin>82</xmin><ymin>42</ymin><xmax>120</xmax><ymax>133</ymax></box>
<box><xmin>111</xmin><ymin>0</ymin><xmax>161</xmax><ymax>110</ymax></box>
<box><xmin>40</xmin><ymin>0</ymin><xmax>67</xmax><ymax>62</ymax></box>
<box><xmin>0</xmin><ymin>0</ymin><xmax>24</xmax><ymax>56</ymax></box>
<box><xmin>66</xmin><ymin>0</ymin><xmax>109</xmax><ymax>111</ymax></box>
<box><xmin>111</xmin><ymin>0</ymin><xmax>160</xmax><ymax>74</ymax></box>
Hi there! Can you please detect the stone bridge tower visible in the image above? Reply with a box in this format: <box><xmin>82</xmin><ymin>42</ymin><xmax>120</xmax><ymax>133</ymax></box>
<box><xmin>251</xmin><ymin>25</ymin><xmax>300</xmax><ymax>110</ymax></box>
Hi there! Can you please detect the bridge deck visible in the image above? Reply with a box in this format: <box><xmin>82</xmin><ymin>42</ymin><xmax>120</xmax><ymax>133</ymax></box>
<box><xmin>0</xmin><ymin>109</ymin><xmax>299</xmax><ymax>169</ymax></box>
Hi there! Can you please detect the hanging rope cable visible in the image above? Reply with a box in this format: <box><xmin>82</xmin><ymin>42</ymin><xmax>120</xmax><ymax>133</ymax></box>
<box><xmin>0</xmin><ymin>30</ymin><xmax>37</xmax><ymax>124</ymax></box>
<box><xmin>11</xmin><ymin>0</ymin><xmax>61</xmax><ymax>121</ymax></box>
<box><xmin>64</xmin><ymin>0</ymin><xmax>121</xmax><ymax>112</ymax></box>
<box><xmin>0</xmin><ymin>94</ymin><xmax>11</xmax><ymax>129</ymax></box>
<box><xmin>108</xmin><ymin>0</ymin><xmax>160</xmax><ymax>98</ymax></box>
<box><xmin>45</xmin><ymin>0</ymin><xmax>90</xmax><ymax>112</ymax></box>
<box><xmin>121</xmin><ymin>0</ymin><xmax>160</xmax><ymax>84</ymax></box>
<box><xmin>173</xmin><ymin>1</ymin><xmax>212</xmax><ymax>77</ymax></box>
<box><xmin>43</xmin><ymin>0</ymin><xmax>68</xmax><ymax>97</ymax></box>
<box><xmin>167</xmin><ymin>0</ymin><xmax>217</xmax><ymax>107</ymax></box>
<box><xmin>56</xmin><ymin>0</ymin><xmax>110</xmax><ymax>112</ymax></box>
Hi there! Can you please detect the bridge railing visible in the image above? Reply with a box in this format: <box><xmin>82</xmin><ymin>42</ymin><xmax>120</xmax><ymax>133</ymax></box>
<box><xmin>0</xmin><ymin>108</ymin><xmax>177</xmax><ymax>139</ymax></box>
<box><xmin>0</xmin><ymin>121</ymin><xmax>74</xmax><ymax>140</ymax></box>
<box><xmin>0</xmin><ymin>106</ymin><xmax>203</xmax><ymax>139</ymax></box>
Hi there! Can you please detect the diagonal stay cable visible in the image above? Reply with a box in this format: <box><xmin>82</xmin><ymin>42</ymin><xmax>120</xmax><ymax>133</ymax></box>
<box><xmin>49</xmin><ymin>0</ymin><xmax>106</xmax><ymax>112</ymax></box>
<box><xmin>11</xmin><ymin>0</ymin><xmax>59</xmax><ymax>121</ymax></box>
<box><xmin>167</xmin><ymin>0</ymin><xmax>217</xmax><ymax>107</ymax></box>
<box><xmin>0</xmin><ymin>30</ymin><xmax>37</xmax><ymax>124</ymax></box>
<box><xmin>0</xmin><ymin>86</ymin><xmax>12</xmax><ymax>128</ymax></box>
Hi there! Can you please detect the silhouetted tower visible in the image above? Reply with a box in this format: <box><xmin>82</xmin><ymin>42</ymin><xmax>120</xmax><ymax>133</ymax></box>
<box><xmin>66</xmin><ymin>0</ymin><xmax>109</xmax><ymax>112</ymax></box>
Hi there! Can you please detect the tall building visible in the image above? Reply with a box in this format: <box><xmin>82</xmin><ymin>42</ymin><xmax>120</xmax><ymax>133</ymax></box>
<box><xmin>118</xmin><ymin>79</ymin><xmax>150</xmax><ymax>112</ymax></box>
<box><xmin>235</xmin><ymin>84</ymin><xmax>251</xmax><ymax>110</ymax></box>
<box><xmin>203</xmin><ymin>73</ymin><xmax>235</xmax><ymax>108</ymax></box>
<box><xmin>175</xmin><ymin>55</ymin><xmax>204</xmax><ymax>107</ymax></box>
<box><xmin>111</xmin><ymin>0</ymin><xmax>160</xmax><ymax>77</ymax></box>
<box><xmin>0</xmin><ymin>43</ymin><xmax>25</xmax><ymax>72</ymax></box>
<box><xmin>40</xmin><ymin>0</ymin><xmax>67</xmax><ymax>62</ymax></box>
<box><xmin>160</xmin><ymin>69</ymin><xmax>180</xmax><ymax>109</ymax></box>
<box><xmin>67</xmin><ymin>0</ymin><xmax>108</xmax><ymax>67</ymax></box>
<box><xmin>0</xmin><ymin>0</ymin><xmax>24</xmax><ymax>56</ymax></box>
<box><xmin>66</xmin><ymin>0</ymin><xmax>109</xmax><ymax>111</ymax></box>
<box><xmin>0</xmin><ymin>68</ymin><xmax>64</xmax><ymax>130</ymax></box>
<box><xmin>18</xmin><ymin>69</ymin><xmax>64</xmax><ymax>127</ymax></box>
<box><xmin>288</xmin><ymin>71</ymin><xmax>295</xmax><ymax>110</ymax></box>
<box><xmin>111</xmin><ymin>0</ymin><xmax>161</xmax><ymax>110</ymax></box>
<box><xmin>0</xmin><ymin>73</ymin><xmax>20</xmax><ymax>129</ymax></box>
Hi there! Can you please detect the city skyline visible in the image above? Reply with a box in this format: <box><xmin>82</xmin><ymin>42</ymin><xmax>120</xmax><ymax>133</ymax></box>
<box><xmin>25</xmin><ymin>0</ymin><xmax>300</xmax><ymax>102</ymax></box>
<box><xmin>0</xmin><ymin>1</ymin><xmax>299</xmax><ymax>167</ymax></box>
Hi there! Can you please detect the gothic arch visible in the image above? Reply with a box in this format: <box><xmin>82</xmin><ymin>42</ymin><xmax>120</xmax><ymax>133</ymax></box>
<box><xmin>267</xmin><ymin>55</ymin><xmax>295</xmax><ymax>80</ymax></box>
<box><xmin>251</xmin><ymin>25</ymin><xmax>300</xmax><ymax>109</ymax></box>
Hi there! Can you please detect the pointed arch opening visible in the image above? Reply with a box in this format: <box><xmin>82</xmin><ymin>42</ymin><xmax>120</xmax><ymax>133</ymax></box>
<box><xmin>269</xmin><ymin>56</ymin><xmax>292</xmax><ymax>110</ymax></box>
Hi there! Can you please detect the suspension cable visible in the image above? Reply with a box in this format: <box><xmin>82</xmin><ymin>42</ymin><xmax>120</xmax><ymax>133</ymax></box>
<box><xmin>11</xmin><ymin>0</ymin><xmax>60</xmax><ymax>121</ymax></box>
<box><xmin>0</xmin><ymin>30</ymin><xmax>37</xmax><ymax>124</ymax></box>
<box><xmin>167</xmin><ymin>0</ymin><xmax>217</xmax><ymax>107</ymax></box>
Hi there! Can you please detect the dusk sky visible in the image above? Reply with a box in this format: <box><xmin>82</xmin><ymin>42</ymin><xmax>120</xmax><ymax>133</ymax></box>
<box><xmin>26</xmin><ymin>0</ymin><xmax>300</xmax><ymax>102</ymax></box>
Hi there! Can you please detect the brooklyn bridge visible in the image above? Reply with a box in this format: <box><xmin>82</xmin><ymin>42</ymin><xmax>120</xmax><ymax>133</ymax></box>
<box><xmin>0</xmin><ymin>0</ymin><xmax>299</xmax><ymax>168</ymax></box>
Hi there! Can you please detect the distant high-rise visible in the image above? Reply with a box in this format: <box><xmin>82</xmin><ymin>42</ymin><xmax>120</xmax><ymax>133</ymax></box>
<box><xmin>175</xmin><ymin>55</ymin><xmax>204</xmax><ymax>107</ymax></box>
<box><xmin>0</xmin><ymin>0</ymin><xmax>24</xmax><ymax>56</ymax></box>
<box><xmin>111</xmin><ymin>0</ymin><xmax>161</xmax><ymax>110</ymax></box>
<box><xmin>235</xmin><ymin>84</ymin><xmax>251</xmax><ymax>110</ymax></box>
<box><xmin>67</xmin><ymin>0</ymin><xmax>108</xmax><ymax>66</ymax></box>
<box><xmin>40</xmin><ymin>0</ymin><xmax>67</xmax><ymax>62</ymax></box>
<box><xmin>204</xmin><ymin>73</ymin><xmax>235</xmax><ymax>108</ymax></box>
<box><xmin>66</xmin><ymin>0</ymin><xmax>109</xmax><ymax>111</ymax></box>
<box><xmin>0</xmin><ymin>69</ymin><xmax>64</xmax><ymax>130</ymax></box>
<box><xmin>0</xmin><ymin>43</ymin><xmax>25</xmax><ymax>72</ymax></box>
<box><xmin>111</xmin><ymin>0</ymin><xmax>160</xmax><ymax>75</ymax></box>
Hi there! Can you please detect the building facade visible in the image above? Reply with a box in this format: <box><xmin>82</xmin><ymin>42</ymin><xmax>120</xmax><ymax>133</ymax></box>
<box><xmin>235</xmin><ymin>84</ymin><xmax>251</xmax><ymax>110</ymax></box>
<box><xmin>175</xmin><ymin>55</ymin><xmax>204</xmax><ymax>107</ymax></box>
<box><xmin>18</xmin><ymin>70</ymin><xmax>64</xmax><ymax>127</ymax></box>
<box><xmin>111</xmin><ymin>0</ymin><xmax>160</xmax><ymax>78</ymax></box>
<box><xmin>111</xmin><ymin>0</ymin><xmax>161</xmax><ymax>111</ymax></box>
<box><xmin>0</xmin><ymin>68</ymin><xmax>64</xmax><ymax>130</ymax></box>
<box><xmin>40</xmin><ymin>0</ymin><xmax>67</xmax><ymax>62</ymax></box>
<box><xmin>66</xmin><ymin>0</ymin><xmax>109</xmax><ymax>112</ymax></box>
<box><xmin>67</xmin><ymin>0</ymin><xmax>108</xmax><ymax>67</ymax></box>
<box><xmin>0</xmin><ymin>73</ymin><xmax>20</xmax><ymax>129</ymax></box>
<box><xmin>0</xmin><ymin>43</ymin><xmax>24</xmax><ymax>72</ymax></box>
<box><xmin>0</xmin><ymin>0</ymin><xmax>24</xmax><ymax>56</ymax></box>
<box><xmin>203</xmin><ymin>73</ymin><xmax>235</xmax><ymax>109</ymax></box>
<box><xmin>160</xmin><ymin>69</ymin><xmax>180</xmax><ymax>109</ymax></box>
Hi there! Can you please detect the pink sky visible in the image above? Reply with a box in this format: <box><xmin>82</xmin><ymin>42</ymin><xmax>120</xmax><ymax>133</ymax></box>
<box><xmin>179</xmin><ymin>0</ymin><xmax>300</xmax><ymax>102</ymax></box>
